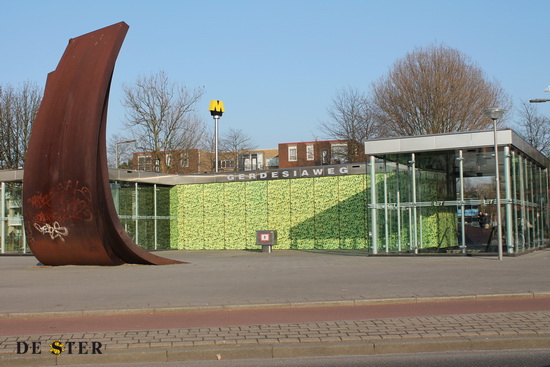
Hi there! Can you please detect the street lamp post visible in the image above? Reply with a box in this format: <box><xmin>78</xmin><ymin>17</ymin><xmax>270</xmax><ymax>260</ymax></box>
<box><xmin>209</xmin><ymin>100</ymin><xmax>225</xmax><ymax>172</ymax></box>
<box><xmin>115</xmin><ymin>139</ymin><xmax>136</xmax><ymax>169</ymax></box>
<box><xmin>483</xmin><ymin>108</ymin><xmax>506</xmax><ymax>260</ymax></box>
<box><xmin>530</xmin><ymin>85</ymin><xmax>550</xmax><ymax>103</ymax></box>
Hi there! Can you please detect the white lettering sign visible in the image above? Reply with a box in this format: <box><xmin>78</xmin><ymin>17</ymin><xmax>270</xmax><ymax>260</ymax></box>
<box><xmin>221</xmin><ymin>165</ymin><xmax>356</xmax><ymax>182</ymax></box>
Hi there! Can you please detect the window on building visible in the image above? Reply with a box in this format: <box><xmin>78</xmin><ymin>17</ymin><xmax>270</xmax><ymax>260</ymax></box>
<box><xmin>165</xmin><ymin>153</ymin><xmax>171</xmax><ymax>168</ymax></box>
<box><xmin>331</xmin><ymin>144</ymin><xmax>348</xmax><ymax>164</ymax></box>
<box><xmin>219</xmin><ymin>160</ymin><xmax>235</xmax><ymax>169</ymax></box>
<box><xmin>266</xmin><ymin>156</ymin><xmax>279</xmax><ymax>167</ymax></box>
<box><xmin>137</xmin><ymin>155</ymin><xmax>152</xmax><ymax>171</ymax></box>
<box><xmin>288</xmin><ymin>146</ymin><xmax>297</xmax><ymax>162</ymax></box>
<box><xmin>180</xmin><ymin>152</ymin><xmax>189</xmax><ymax>168</ymax></box>
<box><xmin>321</xmin><ymin>149</ymin><xmax>330</xmax><ymax>165</ymax></box>
<box><xmin>306</xmin><ymin>144</ymin><xmax>314</xmax><ymax>161</ymax></box>
<box><xmin>238</xmin><ymin>153</ymin><xmax>264</xmax><ymax>171</ymax></box>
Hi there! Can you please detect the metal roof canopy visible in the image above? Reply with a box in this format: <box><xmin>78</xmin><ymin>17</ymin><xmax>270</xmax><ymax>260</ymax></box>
<box><xmin>364</xmin><ymin>129</ymin><xmax>549</xmax><ymax>168</ymax></box>
<box><xmin>0</xmin><ymin>168</ymin><xmax>250</xmax><ymax>186</ymax></box>
<box><xmin>0</xmin><ymin>169</ymin><xmax>23</xmax><ymax>182</ymax></box>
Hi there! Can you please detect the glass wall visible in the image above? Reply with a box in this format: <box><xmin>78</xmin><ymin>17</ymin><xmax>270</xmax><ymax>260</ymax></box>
<box><xmin>509</xmin><ymin>150</ymin><xmax>549</xmax><ymax>252</ymax></box>
<box><xmin>371</xmin><ymin>151</ymin><xmax>460</xmax><ymax>254</ymax></box>
<box><xmin>370</xmin><ymin>146</ymin><xmax>549</xmax><ymax>254</ymax></box>
<box><xmin>111</xmin><ymin>182</ymin><xmax>174</xmax><ymax>250</ymax></box>
<box><xmin>0</xmin><ymin>180</ymin><xmax>174</xmax><ymax>254</ymax></box>
<box><xmin>0</xmin><ymin>182</ymin><xmax>27</xmax><ymax>254</ymax></box>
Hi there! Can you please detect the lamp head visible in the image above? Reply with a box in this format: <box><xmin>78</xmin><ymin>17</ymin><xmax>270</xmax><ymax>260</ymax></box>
<box><xmin>483</xmin><ymin>108</ymin><xmax>505</xmax><ymax>120</ymax></box>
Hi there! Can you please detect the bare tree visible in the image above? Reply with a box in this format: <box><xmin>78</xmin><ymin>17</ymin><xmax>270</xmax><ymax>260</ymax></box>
<box><xmin>122</xmin><ymin>70</ymin><xmax>206</xmax><ymax>173</ymax></box>
<box><xmin>218</xmin><ymin>127</ymin><xmax>258</xmax><ymax>171</ymax></box>
<box><xmin>515</xmin><ymin>101</ymin><xmax>550</xmax><ymax>156</ymax></box>
<box><xmin>106</xmin><ymin>133</ymin><xmax>136</xmax><ymax>169</ymax></box>
<box><xmin>319</xmin><ymin>86</ymin><xmax>378</xmax><ymax>162</ymax></box>
<box><xmin>0</xmin><ymin>82</ymin><xmax>42</xmax><ymax>169</ymax></box>
<box><xmin>220</xmin><ymin>127</ymin><xmax>257</xmax><ymax>154</ymax></box>
<box><xmin>372</xmin><ymin>44</ymin><xmax>511</xmax><ymax>136</ymax></box>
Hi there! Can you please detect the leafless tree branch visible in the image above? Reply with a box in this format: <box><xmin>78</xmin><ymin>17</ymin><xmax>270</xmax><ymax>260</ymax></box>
<box><xmin>319</xmin><ymin>86</ymin><xmax>379</xmax><ymax>162</ymax></box>
<box><xmin>515</xmin><ymin>101</ymin><xmax>550</xmax><ymax>157</ymax></box>
<box><xmin>371</xmin><ymin>44</ymin><xmax>512</xmax><ymax>136</ymax></box>
<box><xmin>122</xmin><ymin>70</ymin><xmax>206</xmax><ymax>173</ymax></box>
<box><xmin>0</xmin><ymin>81</ymin><xmax>42</xmax><ymax>169</ymax></box>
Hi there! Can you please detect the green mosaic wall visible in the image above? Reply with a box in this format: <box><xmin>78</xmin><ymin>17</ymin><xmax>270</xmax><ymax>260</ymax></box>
<box><xmin>170</xmin><ymin>173</ymin><xmax>458</xmax><ymax>251</ymax></box>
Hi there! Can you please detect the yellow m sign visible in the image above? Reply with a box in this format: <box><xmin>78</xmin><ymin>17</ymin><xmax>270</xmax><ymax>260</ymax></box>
<box><xmin>209</xmin><ymin>100</ymin><xmax>224</xmax><ymax>117</ymax></box>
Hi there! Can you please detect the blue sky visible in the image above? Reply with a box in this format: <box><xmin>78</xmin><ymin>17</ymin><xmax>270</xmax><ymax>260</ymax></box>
<box><xmin>2</xmin><ymin>0</ymin><xmax>549</xmax><ymax>149</ymax></box>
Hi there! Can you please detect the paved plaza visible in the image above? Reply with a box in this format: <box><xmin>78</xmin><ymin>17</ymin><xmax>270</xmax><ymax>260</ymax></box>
<box><xmin>0</xmin><ymin>249</ymin><xmax>549</xmax><ymax>365</ymax></box>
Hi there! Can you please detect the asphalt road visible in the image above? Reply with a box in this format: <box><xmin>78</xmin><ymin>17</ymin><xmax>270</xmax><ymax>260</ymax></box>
<box><xmin>55</xmin><ymin>349</ymin><xmax>550</xmax><ymax>367</ymax></box>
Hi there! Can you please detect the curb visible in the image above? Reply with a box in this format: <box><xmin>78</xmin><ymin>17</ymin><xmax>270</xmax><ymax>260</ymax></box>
<box><xmin>2</xmin><ymin>335</ymin><xmax>549</xmax><ymax>366</ymax></box>
<box><xmin>2</xmin><ymin>292</ymin><xmax>550</xmax><ymax>320</ymax></box>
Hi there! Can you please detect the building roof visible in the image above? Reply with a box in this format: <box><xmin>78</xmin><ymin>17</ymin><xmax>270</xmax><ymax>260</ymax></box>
<box><xmin>364</xmin><ymin>129</ymin><xmax>549</xmax><ymax>168</ymax></box>
<box><xmin>279</xmin><ymin>139</ymin><xmax>350</xmax><ymax>145</ymax></box>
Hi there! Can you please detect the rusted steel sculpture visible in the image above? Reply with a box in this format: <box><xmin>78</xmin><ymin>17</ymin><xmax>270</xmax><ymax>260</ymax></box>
<box><xmin>23</xmin><ymin>22</ymin><xmax>183</xmax><ymax>265</ymax></box>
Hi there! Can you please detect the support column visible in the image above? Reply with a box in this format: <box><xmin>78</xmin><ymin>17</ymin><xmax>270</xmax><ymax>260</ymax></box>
<box><xmin>538</xmin><ymin>166</ymin><xmax>544</xmax><ymax>248</ymax></box>
<box><xmin>458</xmin><ymin>150</ymin><xmax>466</xmax><ymax>253</ymax></box>
<box><xmin>545</xmin><ymin>168</ymin><xmax>550</xmax><ymax>246</ymax></box>
<box><xmin>519</xmin><ymin>156</ymin><xmax>527</xmax><ymax>248</ymax></box>
<box><xmin>370</xmin><ymin>155</ymin><xmax>378</xmax><ymax>254</ymax></box>
<box><xmin>532</xmin><ymin>164</ymin><xmax>538</xmax><ymax>247</ymax></box>
<box><xmin>135</xmin><ymin>182</ymin><xmax>139</xmax><ymax>246</ymax></box>
<box><xmin>527</xmin><ymin>160</ymin><xmax>535</xmax><ymax>248</ymax></box>
<box><xmin>396</xmin><ymin>164</ymin><xmax>402</xmax><ymax>252</ymax></box>
<box><xmin>411</xmin><ymin>153</ymin><xmax>418</xmax><ymax>253</ymax></box>
<box><xmin>154</xmin><ymin>184</ymin><xmax>158</xmax><ymax>250</ymax></box>
<box><xmin>504</xmin><ymin>147</ymin><xmax>513</xmax><ymax>253</ymax></box>
<box><xmin>1</xmin><ymin>182</ymin><xmax>5</xmax><ymax>254</ymax></box>
<box><xmin>383</xmin><ymin>160</ymin><xmax>389</xmax><ymax>253</ymax></box>
<box><xmin>511</xmin><ymin>151</ymin><xmax>519</xmax><ymax>252</ymax></box>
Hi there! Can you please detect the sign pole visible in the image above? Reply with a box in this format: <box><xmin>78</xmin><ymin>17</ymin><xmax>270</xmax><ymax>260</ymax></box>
<box><xmin>209</xmin><ymin>100</ymin><xmax>225</xmax><ymax>173</ymax></box>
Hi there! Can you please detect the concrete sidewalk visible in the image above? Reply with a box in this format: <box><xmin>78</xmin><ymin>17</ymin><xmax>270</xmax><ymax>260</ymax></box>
<box><xmin>0</xmin><ymin>249</ymin><xmax>549</xmax><ymax>365</ymax></box>
<box><xmin>2</xmin><ymin>249</ymin><xmax>550</xmax><ymax>315</ymax></box>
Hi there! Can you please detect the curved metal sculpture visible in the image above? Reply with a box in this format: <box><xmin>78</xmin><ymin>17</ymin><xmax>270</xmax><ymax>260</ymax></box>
<box><xmin>23</xmin><ymin>22</ymin><xmax>183</xmax><ymax>265</ymax></box>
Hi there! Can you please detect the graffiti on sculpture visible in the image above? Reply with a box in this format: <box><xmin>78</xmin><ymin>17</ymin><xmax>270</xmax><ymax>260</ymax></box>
<box><xmin>33</xmin><ymin>222</ymin><xmax>69</xmax><ymax>242</ymax></box>
<box><xmin>27</xmin><ymin>180</ymin><xmax>93</xmax><ymax>242</ymax></box>
<box><xmin>27</xmin><ymin>180</ymin><xmax>93</xmax><ymax>222</ymax></box>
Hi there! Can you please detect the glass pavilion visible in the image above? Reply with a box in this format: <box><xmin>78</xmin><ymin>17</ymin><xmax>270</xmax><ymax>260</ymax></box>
<box><xmin>364</xmin><ymin>129</ymin><xmax>549</xmax><ymax>254</ymax></box>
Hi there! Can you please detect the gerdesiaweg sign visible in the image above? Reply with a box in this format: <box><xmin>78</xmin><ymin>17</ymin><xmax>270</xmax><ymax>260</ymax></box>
<box><xmin>226</xmin><ymin>165</ymin><xmax>350</xmax><ymax>182</ymax></box>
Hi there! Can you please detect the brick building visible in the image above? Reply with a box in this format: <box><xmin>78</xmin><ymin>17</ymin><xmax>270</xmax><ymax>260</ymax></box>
<box><xmin>278</xmin><ymin>139</ymin><xmax>365</xmax><ymax>168</ymax></box>
<box><xmin>217</xmin><ymin>149</ymin><xmax>279</xmax><ymax>172</ymax></box>
<box><xmin>132</xmin><ymin>140</ymin><xmax>366</xmax><ymax>173</ymax></box>
<box><xmin>134</xmin><ymin>149</ymin><xmax>213</xmax><ymax>174</ymax></box>
<box><xmin>134</xmin><ymin>148</ymin><xmax>280</xmax><ymax>174</ymax></box>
